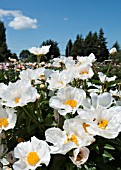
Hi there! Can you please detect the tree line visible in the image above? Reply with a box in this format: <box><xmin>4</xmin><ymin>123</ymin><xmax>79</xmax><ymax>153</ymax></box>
<box><xmin>0</xmin><ymin>20</ymin><xmax>120</xmax><ymax>62</ymax></box>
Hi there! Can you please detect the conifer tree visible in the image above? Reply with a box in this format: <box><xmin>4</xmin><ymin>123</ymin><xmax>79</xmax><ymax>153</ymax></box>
<box><xmin>0</xmin><ymin>21</ymin><xmax>11</xmax><ymax>61</ymax></box>
<box><xmin>71</xmin><ymin>34</ymin><xmax>84</xmax><ymax>59</ymax></box>
<box><xmin>84</xmin><ymin>31</ymin><xmax>93</xmax><ymax>56</ymax></box>
<box><xmin>40</xmin><ymin>39</ymin><xmax>60</xmax><ymax>61</ymax></box>
<box><xmin>65</xmin><ymin>39</ymin><xmax>73</xmax><ymax>57</ymax></box>
<box><xmin>97</xmin><ymin>28</ymin><xmax>109</xmax><ymax>61</ymax></box>
<box><xmin>112</xmin><ymin>41</ymin><xmax>120</xmax><ymax>52</ymax></box>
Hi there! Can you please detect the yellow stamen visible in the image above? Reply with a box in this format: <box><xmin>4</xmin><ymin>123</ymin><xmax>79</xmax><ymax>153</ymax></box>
<box><xmin>17</xmin><ymin>137</ymin><xmax>24</xmax><ymax>143</ymax></box>
<box><xmin>15</xmin><ymin>97</ymin><xmax>20</xmax><ymax>103</ymax></box>
<box><xmin>98</xmin><ymin>119</ymin><xmax>108</xmax><ymax>129</ymax></box>
<box><xmin>65</xmin><ymin>134</ymin><xmax>79</xmax><ymax>146</ymax></box>
<box><xmin>58</xmin><ymin>81</ymin><xmax>63</xmax><ymax>84</ymax></box>
<box><xmin>80</xmin><ymin>71</ymin><xmax>89</xmax><ymax>75</ymax></box>
<box><xmin>0</xmin><ymin>118</ymin><xmax>8</xmax><ymax>127</ymax></box>
<box><xmin>27</xmin><ymin>152</ymin><xmax>40</xmax><ymax>166</ymax></box>
<box><xmin>76</xmin><ymin>152</ymin><xmax>83</xmax><ymax>161</ymax></box>
<box><xmin>83</xmin><ymin>123</ymin><xmax>89</xmax><ymax>132</ymax></box>
<box><xmin>39</xmin><ymin>75</ymin><xmax>44</xmax><ymax>79</ymax></box>
<box><xmin>64</xmin><ymin>99</ymin><xmax>77</xmax><ymax>109</ymax></box>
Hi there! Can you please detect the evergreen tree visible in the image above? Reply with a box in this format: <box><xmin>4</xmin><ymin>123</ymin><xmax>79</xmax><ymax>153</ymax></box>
<box><xmin>84</xmin><ymin>31</ymin><xmax>93</xmax><ymax>56</ymax></box>
<box><xmin>65</xmin><ymin>39</ymin><xmax>73</xmax><ymax>57</ymax></box>
<box><xmin>112</xmin><ymin>41</ymin><xmax>120</xmax><ymax>52</ymax></box>
<box><xmin>0</xmin><ymin>21</ymin><xmax>11</xmax><ymax>61</ymax></box>
<box><xmin>40</xmin><ymin>39</ymin><xmax>60</xmax><ymax>61</ymax></box>
<box><xmin>90</xmin><ymin>32</ymin><xmax>99</xmax><ymax>57</ymax></box>
<box><xmin>19</xmin><ymin>50</ymin><xmax>30</xmax><ymax>61</ymax></box>
<box><xmin>71</xmin><ymin>34</ymin><xmax>84</xmax><ymax>59</ymax></box>
<box><xmin>97</xmin><ymin>28</ymin><xmax>109</xmax><ymax>61</ymax></box>
<box><xmin>11</xmin><ymin>53</ymin><xmax>18</xmax><ymax>61</ymax></box>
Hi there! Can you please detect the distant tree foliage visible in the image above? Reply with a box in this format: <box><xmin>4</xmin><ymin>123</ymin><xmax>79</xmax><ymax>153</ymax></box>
<box><xmin>19</xmin><ymin>50</ymin><xmax>30</xmax><ymax>61</ymax></box>
<box><xmin>70</xmin><ymin>34</ymin><xmax>84</xmax><ymax>59</ymax></box>
<box><xmin>65</xmin><ymin>39</ymin><xmax>73</xmax><ymax>57</ymax></box>
<box><xmin>0</xmin><ymin>21</ymin><xmax>11</xmax><ymax>61</ymax></box>
<box><xmin>40</xmin><ymin>39</ymin><xmax>60</xmax><ymax>61</ymax></box>
<box><xmin>97</xmin><ymin>28</ymin><xmax>109</xmax><ymax>61</ymax></box>
<box><xmin>84</xmin><ymin>31</ymin><xmax>93</xmax><ymax>56</ymax></box>
<box><xmin>65</xmin><ymin>28</ymin><xmax>109</xmax><ymax>62</ymax></box>
<box><xmin>112</xmin><ymin>41</ymin><xmax>120</xmax><ymax>52</ymax></box>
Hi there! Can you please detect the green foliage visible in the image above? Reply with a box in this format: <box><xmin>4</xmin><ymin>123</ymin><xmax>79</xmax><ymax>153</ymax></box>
<box><xmin>19</xmin><ymin>49</ymin><xmax>30</xmax><ymax>61</ymax></box>
<box><xmin>65</xmin><ymin>39</ymin><xmax>73</xmax><ymax>57</ymax></box>
<box><xmin>71</xmin><ymin>34</ymin><xmax>84</xmax><ymax>59</ymax></box>
<box><xmin>0</xmin><ymin>21</ymin><xmax>11</xmax><ymax>61</ymax></box>
<box><xmin>97</xmin><ymin>28</ymin><xmax>109</xmax><ymax>61</ymax></box>
<box><xmin>84</xmin><ymin>31</ymin><xmax>93</xmax><ymax>56</ymax></box>
<box><xmin>112</xmin><ymin>41</ymin><xmax>120</xmax><ymax>52</ymax></box>
<box><xmin>40</xmin><ymin>39</ymin><xmax>60</xmax><ymax>61</ymax></box>
<box><xmin>65</xmin><ymin>28</ymin><xmax>109</xmax><ymax>62</ymax></box>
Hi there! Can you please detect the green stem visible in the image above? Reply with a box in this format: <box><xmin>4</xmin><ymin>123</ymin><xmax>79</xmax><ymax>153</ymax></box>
<box><xmin>22</xmin><ymin>106</ymin><xmax>43</xmax><ymax>130</ymax></box>
<box><xmin>106</xmin><ymin>60</ymin><xmax>112</xmax><ymax>77</ymax></box>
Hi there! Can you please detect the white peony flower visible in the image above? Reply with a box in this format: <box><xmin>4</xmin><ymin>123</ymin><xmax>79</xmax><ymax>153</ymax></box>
<box><xmin>77</xmin><ymin>53</ymin><xmax>96</xmax><ymax>66</ymax></box>
<box><xmin>77</xmin><ymin>93</ymin><xmax>121</xmax><ymax>139</ymax></box>
<box><xmin>45</xmin><ymin>127</ymin><xmax>77</xmax><ymax>155</ymax></box>
<box><xmin>47</xmin><ymin>70</ymin><xmax>74</xmax><ymax>91</ymax></box>
<box><xmin>74</xmin><ymin>64</ymin><xmax>94</xmax><ymax>80</ymax></box>
<box><xmin>109</xmin><ymin>47</ymin><xmax>117</xmax><ymax>55</ymax></box>
<box><xmin>63</xmin><ymin>118</ymin><xmax>95</xmax><ymax>147</ymax></box>
<box><xmin>19</xmin><ymin>67</ymin><xmax>45</xmax><ymax>83</ymax></box>
<box><xmin>29</xmin><ymin>45</ymin><xmax>51</xmax><ymax>55</ymax></box>
<box><xmin>13</xmin><ymin>136</ymin><xmax>50</xmax><ymax>170</ymax></box>
<box><xmin>98</xmin><ymin>72</ymin><xmax>116</xmax><ymax>83</ymax></box>
<box><xmin>0</xmin><ymin>83</ymin><xmax>8</xmax><ymax>98</ymax></box>
<box><xmin>1</xmin><ymin>80</ymin><xmax>39</xmax><ymax>107</ymax></box>
<box><xmin>81</xmin><ymin>92</ymin><xmax>113</xmax><ymax>110</ymax></box>
<box><xmin>0</xmin><ymin>107</ymin><xmax>17</xmax><ymax>133</ymax></box>
<box><xmin>70</xmin><ymin>146</ymin><xmax>90</xmax><ymax>168</ymax></box>
<box><xmin>49</xmin><ymin>86</ymin><xmax>86</xmax><ymax>115</ymax></box>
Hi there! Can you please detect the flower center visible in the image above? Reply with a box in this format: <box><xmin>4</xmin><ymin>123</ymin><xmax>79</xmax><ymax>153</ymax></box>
<box><xmin>58</xmin><ymin>81</ymin><xmax>63</xmax><ymax>84</ymax></box>
<box><xmin>15</xmin><ymin>97</ymin><xmax>20</xmax><ymax>103</ymax></box>
<box><xmin>98</xmin><ymin>119</ymin><xmax>108</xmax><ymax>129</ymax></box>
<box><xmin>64</xmin><ymin>99</ymin><xmax>77</xmax><ymax>109</ymax></box>
<box><xmin>65</xmin><ymin>134</ymin><xmax>79</xmax><ymax>145</ymax></box>
<box><xmin>0</xmin><ymin>117</ymin><xmax>8</xmax><ymax>127</ymax></box>
<box><xmin>39</xmin><ymin>75</ymin><xmax>44</xmax><ymax>79</ymax></box>
<box><xmin>76</xmin><ymin>152</ymin><xmax>83</xmax><ymax>161</ymax></box>
<box><xmin>27</xmin><ymin>152</ymin><xmax>40</xmax><ymax>166</ymax></box>
<box><xmin>80</xmin><ymin>71</ymin><xmax>88</xmax><ymax>75</ymax></box>
<box><xmin>83</xmin><ymin>123</ymin><xmax>89</xmax><ymax>132</ymax></box>
<box><xmin>17</xmin><ymin>137</ymin><xmax>24</xmax><ymax>143</ymax></box>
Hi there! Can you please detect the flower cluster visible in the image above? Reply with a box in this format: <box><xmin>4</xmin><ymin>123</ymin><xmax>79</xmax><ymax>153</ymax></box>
<box><xmin>0</xmin><ymin>51</ymin><xmax>121</xmax><ymax>170</ymax></box>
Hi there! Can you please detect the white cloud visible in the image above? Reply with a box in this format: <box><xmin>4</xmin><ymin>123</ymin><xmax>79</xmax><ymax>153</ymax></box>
<box><xmin>0</xmin><ymin>9</ymin><xmax>38</xmax><ymax>30</ymax></box>
<box><xmin>64</xmin><ymin>17</ymin><xmax>68</xmax><ymax>21</ymax></box>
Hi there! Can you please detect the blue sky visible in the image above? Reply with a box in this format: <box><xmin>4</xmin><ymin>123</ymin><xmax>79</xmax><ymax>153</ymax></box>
<box><xmin>0</xmin><ymin>0</ymin><xmax>121</xmax><ymax>56</ymax></box>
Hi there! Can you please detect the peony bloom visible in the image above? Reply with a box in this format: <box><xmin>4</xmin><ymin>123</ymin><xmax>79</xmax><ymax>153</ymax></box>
<box><xmin>77</xmin><ymin>53</ymin><xmax>96</xmax><ymax>66</ymax></box>
<box><xmin>74</xmin><ymin>64</ymin><xmax>94</xmax><ymax>80</ymax></box>
<box><xmin>77</xmin><ymin>93</ymin><xmax>121</xmax><ymax>139</ymax></box>
<box><xmin>63</xmin><ymin>118</ymin><xmax>95</xmax><ymax>147</ymax></box>
<box><xmin>0</xmin><ymin>107</ymin><xmax>17</xmax><ymax>133</ymax></box>
<box><xmin>98</xmin><ymin>72</ymin><xmax>116</xmax><ymax>83</ymax></box>
<box><xmin>13</xmin><ymin>136</ymin><xmax>50</xmax><ymax>170</ymax></box>
<box><xmin>79</xmin><ymin>107</ymin><xmax>121</xmax><ymax>139</ymax></box>
<box><xmin>1</xmin><ymin>80</ymin><xmax>39</xmax><ymax>107</ymax></box>
<box><xmin>109</xmin><ymin>47</ymin><xmax>117</xmax><ymax>55</ymax></box>
<box><xmin>0</xmin><ymin>83</ymin><xmax>7</xmax><ymax>98</ymax></box>
<box><xmin>49</xmin><ymin>86</ymin><xmax>86</xmax><ymax>115</ymax></box>
<box><xmin>47</xmin><ymin>70</ymin><xmax>74</xmax><ymax>91</ymax></box>
<box><xmin>45</xmin><ymin>127</ymin><xmax>77</xmax><ymax>155</ymax></box>
<box><xmin>29</xmin><ymin>45</ymin><xmax>51</xmax><ymax>56</ymax></box>
<box><xmin>19</xmin><ymin>67</ymin><xmax>45</xmax><ymax>83</ymax></box>
<box><xmin>70</xmin><ymin>147</ymin><xmax>90</xmax><ymax>168</ymax></box>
